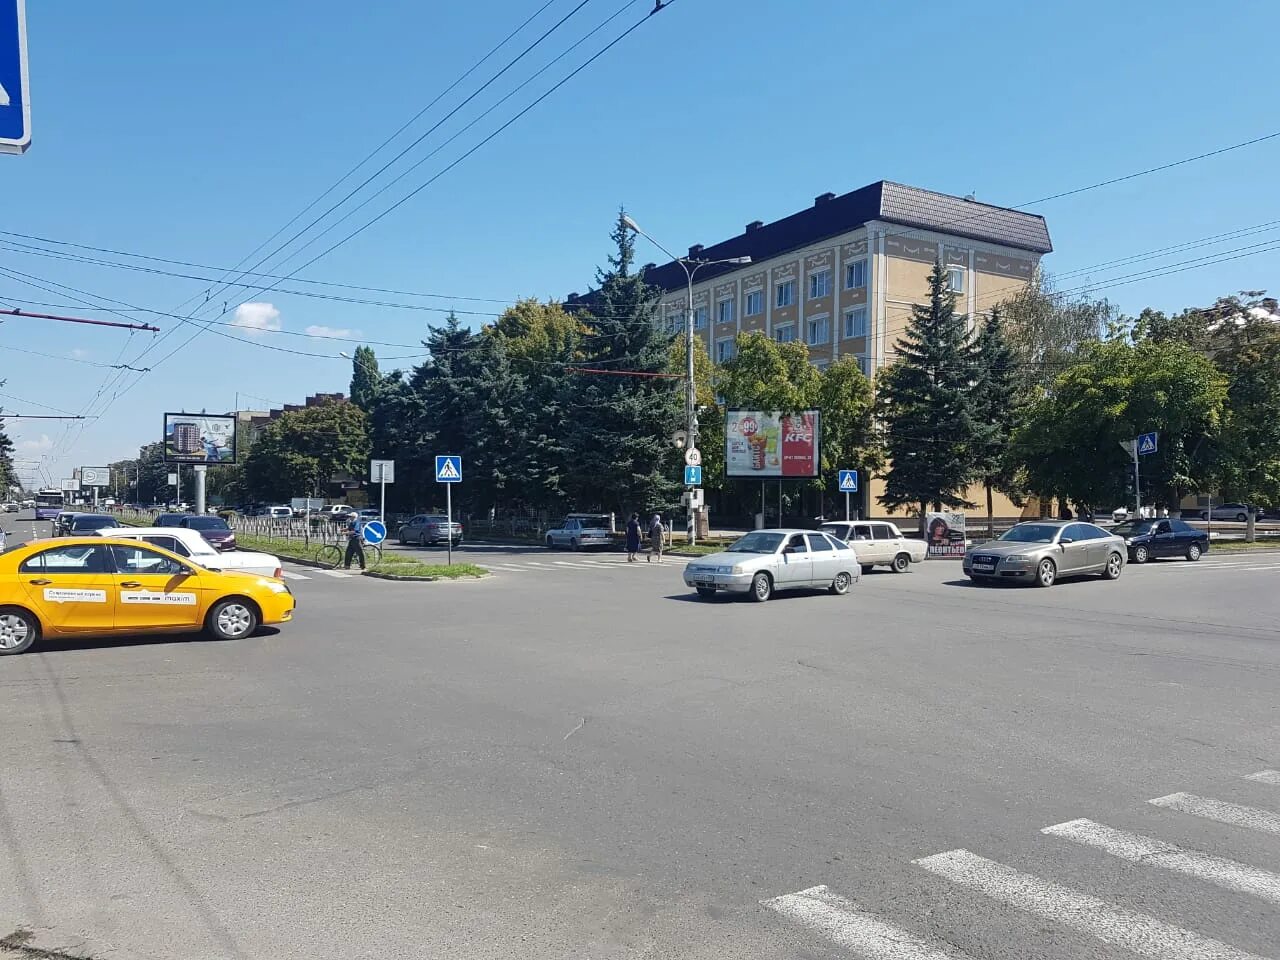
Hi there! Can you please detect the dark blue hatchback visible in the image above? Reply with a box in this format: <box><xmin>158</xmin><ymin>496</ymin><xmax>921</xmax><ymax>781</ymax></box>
<box><xmin>1113</xmin><ymin>518</ymin><xmax>1208</xmax><ymax>564</ymax></box>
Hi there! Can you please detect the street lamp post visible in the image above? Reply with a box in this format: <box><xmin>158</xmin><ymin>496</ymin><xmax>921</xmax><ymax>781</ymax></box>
<box><xmin>622</xmin><ymin>215</ymin><xmax>750</xmax><ymax>545</ymax></box>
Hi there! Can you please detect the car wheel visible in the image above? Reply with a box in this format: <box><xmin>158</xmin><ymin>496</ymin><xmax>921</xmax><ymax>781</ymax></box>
<box><xmin>1187</xmin><ymin>542</ymin><xmax>1203</xmax><ymax>562</ymax></box>
<box><xmin>1200</xmin><ymin>512</ymin><xmax>1209</xmax><ymax>521</ymax></box>
<box><xmin>570</xmin><ymin>538</ymin><xmax>580</xmax><ymax>552</ymax></box>
<box><xmin>1102</xmin><ymin>552</ymin><xmax>1123</xmax><ymax>580</ymax></box>
<box><xmin>0</xmin><ymin>607</ymin><xmax>38</xmax><ymax>655</ymax></box>
<box><xmin>206</xmin><ymin>598</ymin><xmax>258</xmax><ymax>641</ymax></box>
<box><xmin>419</xmin><ymin>533</ymin><xmax>429</xmax><ymax>548</ymax></box>
<box><xmin>546</xmin><ymin>536</ymin><xmax>555</xmax><ymax>549</ymax></box>
<box><xmin>695</xmin><ymin>587</ymin><xmax>716</xmax><ymax>599</ymax></box>
<box><xmin>1035</xmin><ymin>558</ymin><xmax>1057</xmax><ymax>588</ymax></box>
<box><xmin>860</xmin><ymin>564</ymin><xmax>874</xmax><ymax>575</ymax></box>
<box><xmin>749</xmin><ymin>572</ymin><xmax>772</xmax><ymax>602</ymax></box>
<box><xmin>1237</xmin><ymin>513</ymin><xmax>1247</xmax><ymax>522</ymax></box>
<box><xmin>829</xmin><ymin>571</ymin><xmax>852</xmax><ymax>595</ymax></box>
<box><xmin>1132</xmin><ymin>544</ymin><xmax>1149</xmax><ymax>564</ymax></box>
<box><xmin>891</xmin><ymin>553</ymin><xmax>911</xmax><ymax>573</ymax></box>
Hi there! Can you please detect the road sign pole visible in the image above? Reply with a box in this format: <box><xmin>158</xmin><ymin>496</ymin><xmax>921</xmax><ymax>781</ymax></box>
<box><xmin>845</xmin><ymin>491</ymin><xmax>850</xmax><ymax>521</ymax></box>
<box><xmin>446</xmin><ymin>482</ymin><xmax>453</xmax><ymax>566</ymax></box>
<box><xmin>378</xmin><ymin>464</ymin><xmax>386</xmax><ymax>524</ymax></box>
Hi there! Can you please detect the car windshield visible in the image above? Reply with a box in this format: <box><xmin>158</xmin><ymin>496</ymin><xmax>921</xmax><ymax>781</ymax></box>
<box><xmin>998</xmin><ymin>523</ymin><xmax>1061</xmax><ymax>543</ymax></box>
<box><xmin>185</xmin><ymin>517</ymin><xmax>229</xmax><ymax>530</ymax></box>
<box><xmin>727</xmin><ymin>532</ymin><xmax>785</xmax><ymax>553</ymax></box>
<box><xmin>73</xmin><ymin>516</ymin><xmax>117</xmax><ymax>529</ymax></box>
<box><xmin>1113</xmin><ymin>521</ymin><xmax>1155</xmax><ymax>536</ymax></box>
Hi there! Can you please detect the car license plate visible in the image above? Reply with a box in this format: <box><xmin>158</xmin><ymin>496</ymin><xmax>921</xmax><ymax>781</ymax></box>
<box><xmin>973</xmin><ymin>563</ymin><xmax>995</xmax><ymax>572</ymax></box>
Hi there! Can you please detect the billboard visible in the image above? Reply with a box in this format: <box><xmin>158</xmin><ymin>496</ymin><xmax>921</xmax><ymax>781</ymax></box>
<box><xmin>926</xmin><ymin>511</ymin><xmax>967</xmax><ymax>557</ymax></box>
<box><xmin>164</xmin><ymin>413</ymin><xmax>237</xmax><ymax>464</ymax></box>
<box><xmin>80</xmin><ymin>467</ymin><xmax>110</xmax><ymax>487</ymax></box>
<box><xmin>725</xmin><ymin>410</ymin><xmax>820</xmax><ymax>478</ymax></box>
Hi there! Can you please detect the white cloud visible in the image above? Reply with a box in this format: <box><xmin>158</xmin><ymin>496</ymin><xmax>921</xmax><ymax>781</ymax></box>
<box><xmin>231</xmin><ymin>302</ymin><xmax>282</xmax><ymax>336</ymax></box>
<box><xmin>70</xmin><ymin>348</ymin><xmax>89</xmax><ymax>359</ymax></box>
<box><xmin>305</xmin><ymin>325</ymin><xmax>360</xmax><ymax>339</ymax></box>
<box><xmin>18</xmin><ymin>434</ymin><xmax>53</xmax><ymax>453</ymax></box>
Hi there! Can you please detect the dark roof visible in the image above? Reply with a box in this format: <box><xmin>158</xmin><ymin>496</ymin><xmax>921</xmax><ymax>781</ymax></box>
<box><xmin>638</xmin><ymin>180</ymin><xmax>1051</xmax><ymax>293</ymax></box>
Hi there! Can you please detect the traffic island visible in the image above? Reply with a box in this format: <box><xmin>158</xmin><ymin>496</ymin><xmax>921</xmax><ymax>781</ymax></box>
<box><xmin>363</xmin><ymin>562</ymin><xmax>489</xmax><ymax>582</ymax></box>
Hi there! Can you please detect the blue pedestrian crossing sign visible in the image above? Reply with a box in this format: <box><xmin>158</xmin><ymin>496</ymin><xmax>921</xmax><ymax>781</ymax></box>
<box><xmin>0</xmin><ymin>0</ymin><xmax>32</xmax><ymax>155</ymax></box>
<box><xmin>684</xmin><ymin>465</ymin><xmax>702</xmax><ymax>486</ymax></box>
<box><xmin>1137</xmin><ymin>432</ymin><xmax>1158</xmax><ymax>456</ymax></box>
<box><xmin>361</xmin><ymin>520</ymin><xmax>387</xmax><ymax>545</ymax></box>
<box><xmin>435</xmin><ymin>455</ymin><xmax>462</xmax><ymax>483</ymax></box>
<box><xmin>838</xmin><ymin>469</ymin><xmax>859</xmax><ymax>493</ymax></box>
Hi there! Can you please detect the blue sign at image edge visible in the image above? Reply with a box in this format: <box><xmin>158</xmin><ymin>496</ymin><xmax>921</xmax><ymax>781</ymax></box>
<box><xmin>0</xmin><ymin>0</ymin><xmax>32</xmax><ymax>152</ymax></box>
<box><xmin>435</xmin><ymin>455</ymin><xmax>462</xmax><ymax>482</ymax></box>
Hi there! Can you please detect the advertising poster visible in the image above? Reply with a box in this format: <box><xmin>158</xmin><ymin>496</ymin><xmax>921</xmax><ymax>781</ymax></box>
<box><xmin>725</xmin><ymin>410</ymin><xmax>820</xmax><ymax>478</ymax></box>
<box><xmin>926</xmin><ymin>511</ymin><xmax>967</xmax><ymax>557</ymax></box>
<box><xmin>164</xmin><ymin>413</ymin><xmax>237</xmax><ymax>464</ymax></box>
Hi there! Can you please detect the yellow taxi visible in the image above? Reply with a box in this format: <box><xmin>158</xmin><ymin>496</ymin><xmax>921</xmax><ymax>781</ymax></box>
<box><xmin>0</xmin><ymin>537</ymin><xmax>294</xmax><ymax>655</ymax></box>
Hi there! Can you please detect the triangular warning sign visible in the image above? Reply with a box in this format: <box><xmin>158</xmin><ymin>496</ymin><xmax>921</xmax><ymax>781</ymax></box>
<box><xmin>1138</xmin><ymin>436</ymin><xmax>1156</xmax><ymax>454</ymax></box>
<box><xmin>437</xmin><ymin>458</ymin><xmax>460</xmax><ymax>480</ymax></box>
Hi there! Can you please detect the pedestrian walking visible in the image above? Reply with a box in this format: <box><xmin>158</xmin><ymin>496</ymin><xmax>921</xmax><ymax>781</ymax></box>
<box><xmin>625</xmin><ymin>513</ymin><xmax>642</xmax><ymax>562</ymax></box>
<box><xmin>344</xmin><ymin>514</ymin><xmax>366</xmax><ymax>570</ymax></box>
<box><xmin>647</xmin><ymin>513</ymin><xmax>664</xmax><ymax>563</ymax></box>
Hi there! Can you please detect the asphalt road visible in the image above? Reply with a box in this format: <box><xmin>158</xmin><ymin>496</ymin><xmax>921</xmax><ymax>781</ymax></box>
<box><xmin>0</xmin><ymin>522</ymin><xmax>1278</xmax><ymax>959</ymax></box>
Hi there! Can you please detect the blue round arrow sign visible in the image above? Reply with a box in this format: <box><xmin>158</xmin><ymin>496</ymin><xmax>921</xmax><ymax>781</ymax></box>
<box><xmin>362</xmin><ymin>520</ymin><xmax>387</xmax><ymax>545</ymax></box>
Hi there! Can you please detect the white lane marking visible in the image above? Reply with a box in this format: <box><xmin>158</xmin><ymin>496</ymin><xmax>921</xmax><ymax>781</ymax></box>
<box><xmin>487</xmin><ymin>565</ymin><xmax>529</xmax><ymax>572</ymax></box>
<box><xmin>552</xmin><ymin>561</ymin><xmax>598</xmax><ymax>568</ymax></box>
<box><xmin>321</xmin><ymin>570</ymin><xmax>354</xmax><ymax>578</ymax></box>
<box><xmin>523</xmin><ymin>562</ymin><xmax>556</xmax><ymax>568</ymax></box>
<box><xmin>1149</xmin><ymin>793</ymin><xmax>1280</xmax><ymax>836</ymax></box>
<box><xmin>913</xmin><ymin>849</ymin><xmax>1266</xmax><ymax>960</ymax></box>
<box><xmin>763</xmin><ymin>885</ymin><xmax>975</xmax><ymax>960</ymax></box>
<box><xmin>1246</xmin><ymin>770</ymin><xmax>1280</xmax><ymax>785</ymax></box>
<box><xmin>281</xmin><ymin>572</ymin><xmax>310</xmax><ymax>581</ymax></box>
<box><xmin>1043</xmin><ymin>818</ymin><xmax>1280</xmax><ymax>905</ymax></box>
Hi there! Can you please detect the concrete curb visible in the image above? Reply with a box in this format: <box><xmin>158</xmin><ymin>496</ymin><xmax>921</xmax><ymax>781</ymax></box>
<box><xmin>362</xmin><ymin>570</ymin><xmax>492</xmax><ymax>583</ymax></box>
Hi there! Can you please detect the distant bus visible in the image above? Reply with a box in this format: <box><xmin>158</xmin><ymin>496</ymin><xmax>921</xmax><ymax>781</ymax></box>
<box><xmin>34</xmin><ymin>488</ymin><xmax>63</xmax><ymax>521</ymax></box>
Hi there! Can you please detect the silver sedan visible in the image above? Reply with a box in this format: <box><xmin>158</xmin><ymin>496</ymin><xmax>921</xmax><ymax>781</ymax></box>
<box><xmin>683</xmin><ymin>528</ymin><xmax>861</xmax><ymax>602</ymax></box>
<box><xmin>963</xmin><ymin>520</ymin><xmax>1126</xmax><ymax>587</ymax></box>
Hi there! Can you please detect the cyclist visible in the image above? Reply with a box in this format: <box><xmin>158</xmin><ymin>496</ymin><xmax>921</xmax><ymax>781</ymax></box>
<box><xmin>344</xmin><ymin>514</ymin><xmax>366</xmax><ymax>570</ymax></box>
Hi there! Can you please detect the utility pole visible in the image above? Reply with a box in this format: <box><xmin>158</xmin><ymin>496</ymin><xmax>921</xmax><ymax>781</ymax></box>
<box><xmin>621</xmin><ymin>215</ymin><xmax>751</xmax><ymax>546</ymax></box>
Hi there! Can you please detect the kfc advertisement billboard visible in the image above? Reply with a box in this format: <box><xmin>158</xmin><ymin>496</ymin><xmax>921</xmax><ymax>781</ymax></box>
<box><xmin>725</xmin><ymin>410</ymin><xmax>821</xmax><ymax>478</ymax></box>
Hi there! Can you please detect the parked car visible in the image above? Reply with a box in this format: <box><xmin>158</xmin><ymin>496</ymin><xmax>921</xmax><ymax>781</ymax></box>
<box><xmin>2</xmin><ymin>502</ymin><xmax>18</xmax><ymax>513</ymax></box>
<box><xmin>155</xmin><ymin>512</ymin><xmax>188</xmax><ymax>527</ymax></box>
<box><xmin>1112</xmin><ymin>517</ymin><xmax>1208</xmax><ymax>563</ymax></box>
<box><xmin>545</xmin><ymin>514</ymin><xmax>612</xmax><ymax>551</ymax></box>
<box><xmin>683</xmin><ymin>529</ymin><xmax>860</xmax><ymax>601</ymax></box>
<box><xmin>398</xmin><ymin>514</ymin><xmax>463</xmax><ymax>547</ymax></box>
<box><xmin>963</xmin><ymin>520</ymin><xmax>1126</xmax><ymax>587</ymax></box>
<box><xmin>1199</xmin><ymin>502</ymin><xmax>1255</xmax><ymax>522</ymax></box>
<box><xmin>180</xmin><ymin>515</ymin><xmax>238</xmax><ymax>551</ymax></box>
<box><xmin>93</xmin><ymin>527</ymin><xmax>281</xmax><ymax>578</ymax></box>
<box><xmin>820</xmin><ymin>520</ymin><xmax>927</xmax><ymax>573</ymax></box>
<box><xmin>0</xmin><ymin>537</ymin><xmax>294</xmax><ymax>655</ymax></box>
<box><xmin>356</xmin><ymin>508</ymin><xmax>381</xmax><ymax>522</ymax></box>
<box><xmin>317</xmin><ymin>504</ymin><xmax>356</xmax><ymax>523</ymax></box>
<box><xmin>67</xmin><ymin>513</ymin><xmax>121</xmax><ymax>535</ymax></box>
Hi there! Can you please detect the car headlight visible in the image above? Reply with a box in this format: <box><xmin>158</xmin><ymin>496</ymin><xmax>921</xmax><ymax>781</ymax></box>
<box><xmin>731</xmin><ymin>564</ymin><xmax>747</xmax><ymax>575</ymax></box>
<box><xmin>714</xmin><ymin>565</ymin><xmax>733</xmax><ymax>574</ymax></box>
<box><xmin>257</xmin><ymin>579</ymin><xmax>289</xmax><ymax>593</ymax></box>
<box><xmin>1005</xmin><ymin>555</ymin><xmax>1031</xmax><ymax>562</ymax></box>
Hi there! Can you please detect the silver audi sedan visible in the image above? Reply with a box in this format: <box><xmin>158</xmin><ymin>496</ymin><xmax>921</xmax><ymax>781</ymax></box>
<box><xmin>963</xmin><ymin>520</ymin><xmax>1126</xmax><ymax>587</ymax></box>
<box><xmin>683</xmin><ymin>528</ymin><xmax>861</xmax><ymax>601</ymax></box>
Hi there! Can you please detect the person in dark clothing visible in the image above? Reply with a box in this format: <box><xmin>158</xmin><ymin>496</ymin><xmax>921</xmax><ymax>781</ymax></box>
<box><xmin>344</xmin><ymin>516</ymin><xmax>366</xmax><ymax>570</ymax></box>
<box><xmin>625</xmin><ymin>513</ymin><xmax>642</xmax><ymax>562</ymax></box>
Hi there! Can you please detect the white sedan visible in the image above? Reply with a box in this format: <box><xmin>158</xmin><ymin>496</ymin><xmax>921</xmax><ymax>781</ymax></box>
<box><xmin>683</xmin><ymin>528</ymin><xmax>860</xmax><ymax>602</ymax></box>
<box><xmin>91</xmin><ymin>526</ymin><xmax>283</xmax><ymax>578</ymax></box>
<box><xmin>819</xmin><ymin>520</ymin><xmax>927</xmax><ymax>573</ymax></box>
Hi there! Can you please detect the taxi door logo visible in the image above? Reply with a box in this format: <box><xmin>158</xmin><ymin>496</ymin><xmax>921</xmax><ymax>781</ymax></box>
<box><xmin>43</xmin><ymin>588</ymin><xmax>107</xmax><ymax>604</ymax></box>
<box><xmin>120</xmin><ymin>591</ymin><xmax>197</xmax><ymax>605</ymax></box>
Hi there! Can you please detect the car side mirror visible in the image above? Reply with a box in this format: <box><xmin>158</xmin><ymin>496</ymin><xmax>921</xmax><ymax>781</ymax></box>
<box><xmin>1059</xmin><ymin>537</ymin><xmax>1073</xmax><ymax>545</ymax></box>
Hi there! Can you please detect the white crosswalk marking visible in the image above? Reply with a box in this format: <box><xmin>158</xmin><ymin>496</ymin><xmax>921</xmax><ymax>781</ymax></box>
<box><xmin>1043</xmin><ymin>818</ymin><xmax>1280</xmax><ymax>905</ymax></box>
<box><xmin>1149</xmin><ymin>792</ymin><xmax>1280</xmax><ymax>836</ymax></box>
<box><xmin>1246</xmin><ymin>770</ymin><xmax>1280</xmax><ymax>785</ymax></box>
<box><xmin>320</xmin><ymin>569</ymin><xmax>355</xmax><ymax>578</ymax></box>
<box><xmin>281</xmin><ymin>571</ymin><xmax>310</xmax><ymax>581</ymax></box>
<box><xmin>913</xmin><ymin>849</ymin><xmax>1266</xmax><ymax>960</ymax></box>
<box><xmin>763</xmin><ymin>885</ymin><xmax>975</xmax><ymax>960</ymax></box>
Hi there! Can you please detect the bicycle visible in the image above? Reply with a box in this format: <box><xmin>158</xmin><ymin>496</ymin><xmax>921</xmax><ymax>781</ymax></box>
<box><xmin>316</xmin><ymin>539</ymin><xmax>382</xmax><ymax>570</ymax></box>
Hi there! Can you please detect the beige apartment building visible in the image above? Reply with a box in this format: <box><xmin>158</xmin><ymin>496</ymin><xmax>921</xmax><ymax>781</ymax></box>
<box><xmin>640</xmin><ymin>180</ymin><xmax>1052</xmax><ymax>520</ymax></box>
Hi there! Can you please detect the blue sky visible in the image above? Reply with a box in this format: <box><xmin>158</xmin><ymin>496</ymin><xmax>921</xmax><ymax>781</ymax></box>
<box><xmin>1</xmin><ymin>0</ymin><xmax>1277</xmax><ymax>484</ymax></box>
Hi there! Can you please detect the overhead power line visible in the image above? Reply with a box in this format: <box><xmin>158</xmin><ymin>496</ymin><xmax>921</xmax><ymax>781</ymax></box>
<box><xmin>0</xmin><ymin>306</ymin><xmax>159</xmax><ymax>332</ymax></box>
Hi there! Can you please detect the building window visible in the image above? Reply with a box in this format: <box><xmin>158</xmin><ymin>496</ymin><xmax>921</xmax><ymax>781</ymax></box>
<box><xmin>664</xmin><ymin>313</ymin><xmax>681</xmax><ymax>334</ymax></box>
<box><xmin>717</xmin><ymin>298</ymin><xmax>734</xmax><ymax>325</ymax></box>
<box><xmin>947</xmin><ymin>266</ymin><xmax>966</xmax><ymax>293</ymax></box>
<box><xmin>808</xmin><ymin>269</ymin><xmax>831</xmax><ymax>299</ymax></box>
<box><xmin>774</xmin><ymin>323</ymin><xmax>796</xmax><ymax>343</ymax></box>
<box><xmin>806</xmin><ymin>315</ymin><xmax>829</xmax><ymax>346</ymax></box>
<box><xmin>845</xmin><ymin>258</ymin><xmax>868</xmax><ymax>290</ymax></box>
<box><xmin>843</xmin><ymin>306</ymin><xmax>868</xmax><ymax>339</ymax></box>
<box><xmin>744</xmin><ymin>290</ymin><xmax>763</xmax><ymax>316</ymax></box>
<box><xmin>776</xmin><ymin>280</ymin><xmax>795</xmax><ymax>308</ymax></box>
<box><xmin>813</xmin><ymin>359</ymin><xmax>829</xmax><ymax>372</ymax></box>
<box><xmin>715</xmin><ymin>338</ymin><xmax>736</xmax><ymax>364</ymax></box>
<box><xmin>693</xmin><ymin>305</ymin><xmax>709</xmax><ymax>329</ymax></box>
<box><xmin>856</xmin><ymin>353</ymin><xmax>871</xmax><ymax>377</ymax></box>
